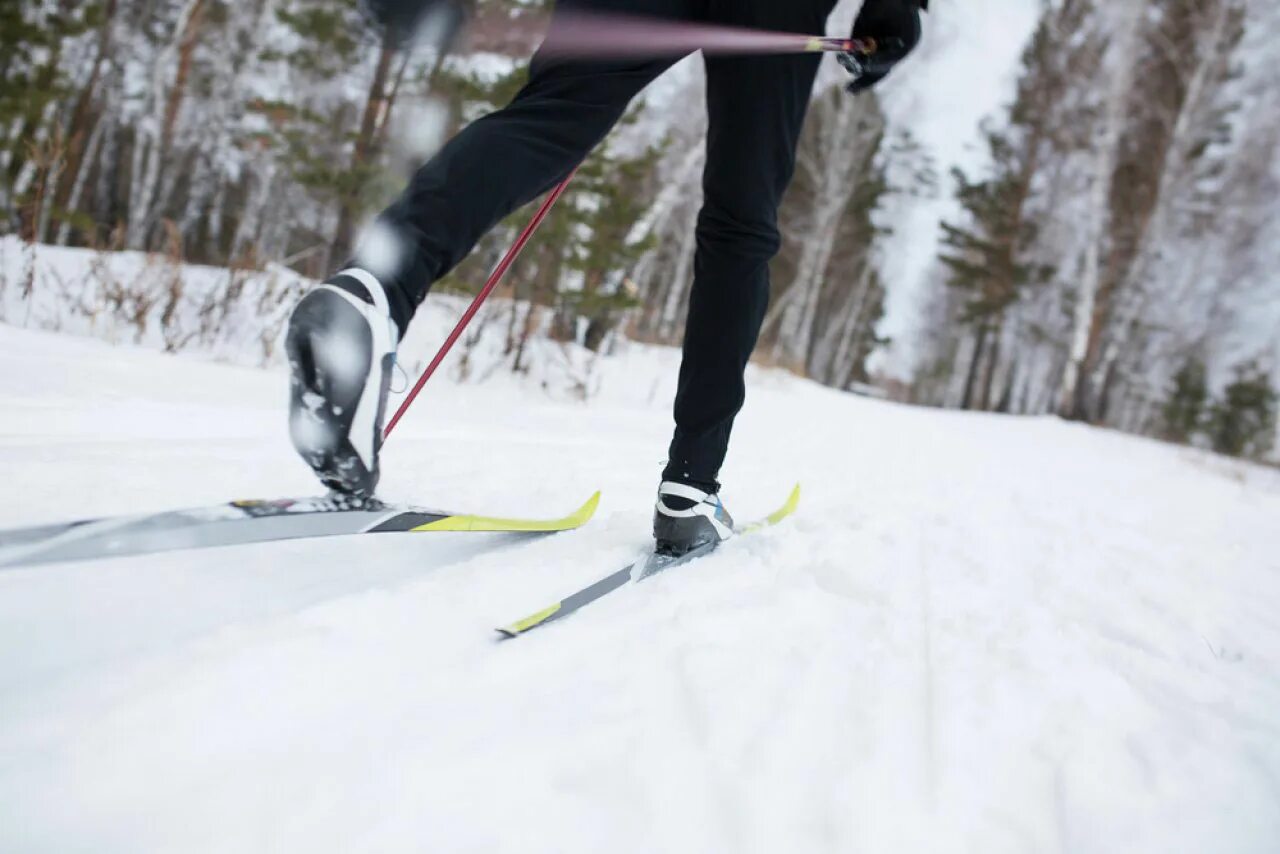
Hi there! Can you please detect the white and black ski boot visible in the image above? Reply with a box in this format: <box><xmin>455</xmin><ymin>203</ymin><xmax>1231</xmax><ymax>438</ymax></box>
<box><xmin>652</xmin><ymin>481</ymin><xmax>735</xmax><ymax>557</ymax></box>
<box><xmin>286</xmin><ymin>268</ymin><xmax>398</xmax><ymax>501</ymax></box>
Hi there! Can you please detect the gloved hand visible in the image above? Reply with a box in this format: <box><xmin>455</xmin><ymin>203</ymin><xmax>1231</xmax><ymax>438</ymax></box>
<box><xmin>359</xmin><ymin>0</ymin><xmax>466</xmax><ymax>49</ymax></box>
<box><xmin>841</xmin><ymin>0</ymin><xmax>928</xmax><ymax>94</ymax></box>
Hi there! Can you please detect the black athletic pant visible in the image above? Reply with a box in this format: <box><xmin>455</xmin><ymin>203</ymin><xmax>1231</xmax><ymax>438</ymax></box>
<box><xmin>372</xmin><ymin>0</ymin><xmax>836</xmax><ymax>488</ymax></box>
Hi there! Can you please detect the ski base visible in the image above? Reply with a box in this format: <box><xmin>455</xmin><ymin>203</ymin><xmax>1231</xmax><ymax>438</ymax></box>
<box><xmin>497</xmin><ymin>484</ymin><xmax>800</xmax><ymax>638</ymax></box>
<box><xmin>0</xmin><ymin>492</ymin><xmax>600</xmax><ymax>570</ymax></box>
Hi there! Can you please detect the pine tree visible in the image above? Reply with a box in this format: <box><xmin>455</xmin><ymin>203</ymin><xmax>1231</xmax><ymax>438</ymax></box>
<box><xmin>0</xmin><ymin>1</ymin><xmax>106</xmax><ymax>236</ymax></box>
<box><xmin>1207</xmin><ymin>361</ymin><xmax>1277</xmax><ymax>459</ymax></box>
<box><xmin>937</xmin><ymin>128</ymin><xmax>1051</xmax><ymax>410</ymax></box>
<box><xmin>563</xmin><ymin>132</ymin><xmax>664</xmax><ymax>352</ymax></box>
<box><xmin>263</xmin><ymin>0</ymin><xmax>380</xmax><ymax>270</ymax></box>
<box><xmin>933</xmin><ymin>7</ymin><xmax>1079</xmax><ymax>412</ymax></box>
<box><xmin>1160</xmin><ymin>357</ymin><xmax>1208</xmax><ymax>443</ymax></box>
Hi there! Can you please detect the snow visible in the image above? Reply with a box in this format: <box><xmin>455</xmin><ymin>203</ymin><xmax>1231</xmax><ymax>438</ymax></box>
<box><xmin>2</xmin><ymin>322</ymin><xmax>1279</xmax><ymax>853</ymax></box>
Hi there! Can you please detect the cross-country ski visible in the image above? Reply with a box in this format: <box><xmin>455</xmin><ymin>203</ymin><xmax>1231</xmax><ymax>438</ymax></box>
<box><xmin>498</xmin><ymin>484</ymin><xmax>800</xmax><ymax>637</ymax></box>
<box><xmin>0</xmin><ymin>492</ymin><xmax>599</xmax><ymax>570</ymax></box>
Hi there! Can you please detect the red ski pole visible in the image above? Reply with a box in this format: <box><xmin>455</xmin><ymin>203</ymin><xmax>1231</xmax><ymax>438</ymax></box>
<box><xmin>382</xmin><ymin>169</ymin><xmax>577</xmax><ymax>440</ymax></box>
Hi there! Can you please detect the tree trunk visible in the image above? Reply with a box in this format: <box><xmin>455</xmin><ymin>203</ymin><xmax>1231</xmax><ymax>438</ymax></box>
<box><xmin>960</xmin><ymin>324</ymin><xmax>989</xmax><ymax>411</ymax></box>
<box><xmin>514</xmin><ymin>242</ymin><xmax>560</xmax><ymax>372</ymax></box>
<box><xmin>55</xmin><ymin>113</ymin><xmax>105</xmax><ymax>245</ymax></box>
<box><xmin>127</xmin><ymin>0</ymin><xmax>208</xmax><ymax>248</ymax></box>
<box><xmin>331</xmin><ymin>32</ymin><xmax>398</xmax><ymax>266</ymax></box>
<box><xmin>626</xmin><ymin>140</ymin><xmax>704</xmax><ymax>247</ymax></box>
<box><xmin>230</xmin><ymin>160</ymin><xmax>278</xmax><ymax>264</ymax></box>
<box><xmin>770</xmin><ymin>92</ymin><xmax>863</xmax><ymax>369</ymax></box>
<box><xmin>978</xmin><ymin>321</ymin><xmax>1003</xmax><ymax>411</ymax></box>
<box><xmin>94</xmin><ymin>113</ymin><xmax>121</xmax><ymax>237</ymax></box>
<box><xmin>824</xmin><ymin>263</ymin><xmax>873</xmax><ymax>385</ymax></box>
<box><xmin>1056</xmin><ymin>1</ymin><xmax>1142</xmax><ymax>419</ymax></box>
<box><xmin>50</xmin><ymin>0</ymin><xmax>117</xmax><ymax>230</ymax></box>
<box><xmin>656</xmin><ymin>217</ymin><xmax>697</xmax><ymax>340</ymax></box>
<box><xmin>180</xmin><ymin>0</ymin><xmax>273</xmax><ymax>254</ymax></box>
<box><xmin>996</xmin><ymin>355</ymin><xmax>1018</xmax><ymax>414</ymax></box>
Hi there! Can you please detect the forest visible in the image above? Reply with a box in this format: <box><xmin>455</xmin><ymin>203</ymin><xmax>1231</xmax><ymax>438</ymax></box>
<box><xmin>2</xmin><ymin>0</ymin><xmax>1276</xmax><ymax>460</ymax></box>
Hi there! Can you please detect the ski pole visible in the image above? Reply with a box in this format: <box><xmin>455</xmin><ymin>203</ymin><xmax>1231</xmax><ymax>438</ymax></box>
<box><xmin>468</xmin><ymin>8</ymin><xmax>878</xmax><ymax>59</ymax></box>
<box><xmin>382</xmin><ymin>169</ymin><xmax>578</xmax><ymax>440</ymax></box>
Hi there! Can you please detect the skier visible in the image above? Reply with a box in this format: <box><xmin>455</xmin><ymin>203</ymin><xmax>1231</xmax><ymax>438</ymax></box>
<box><xmin>285</xmin><ymin>0</ymin><xmax>927</xmax><ymax>555</ymax></box>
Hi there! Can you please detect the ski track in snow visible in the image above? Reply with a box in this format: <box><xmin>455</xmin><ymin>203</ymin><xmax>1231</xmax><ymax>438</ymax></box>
<box><xmin>1</xmin><ymin>324</ymin><xmax>1279</xmax><ymax>853</ymax></box>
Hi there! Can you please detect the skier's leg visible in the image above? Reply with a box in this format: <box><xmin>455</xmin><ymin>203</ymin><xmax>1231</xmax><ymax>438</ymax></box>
<box><xmin>290</xmin><ymin>0</ymin><xmax>688</xmax><ymax>497</ymax></box>
<box><xmin>662</xmin><ymin>0</ymin><xmax>835</xmax><ymax>490</ymax></box>
<box><xmin>361</xmin><ymin>0</ymin><xmax>687</xmax><ymax>334</ymax></box>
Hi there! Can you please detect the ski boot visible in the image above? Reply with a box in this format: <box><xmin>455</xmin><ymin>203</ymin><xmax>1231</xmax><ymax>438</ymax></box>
<box><xmin>652</xmin><ymin>481</ymin><xmax>735</xmax><ymax>557</ymax></box>
<box><xmin>286</xmin><ymin>268</ymin><xmax>398</xmax><ymax>501</ymax></box>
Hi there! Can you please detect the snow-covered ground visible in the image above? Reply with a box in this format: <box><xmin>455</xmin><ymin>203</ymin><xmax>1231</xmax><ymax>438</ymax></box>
<box><xmin>1</xmin><ymin>323</ymin><xmax>1278</xmax><ymax>853</ymax></box>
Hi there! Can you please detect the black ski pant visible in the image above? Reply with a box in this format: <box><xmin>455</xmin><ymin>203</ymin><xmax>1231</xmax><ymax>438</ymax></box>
<box><xmin>373</xmin><ymin>0</ymin><xmax>836</xmax><ymax>488</ymax></box>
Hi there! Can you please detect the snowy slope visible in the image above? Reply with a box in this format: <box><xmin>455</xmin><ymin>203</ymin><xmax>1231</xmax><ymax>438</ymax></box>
<box><xmin>1</xmin><ymin>324</ymin><xmax>1279</xmax><ymax>854</ymax></box>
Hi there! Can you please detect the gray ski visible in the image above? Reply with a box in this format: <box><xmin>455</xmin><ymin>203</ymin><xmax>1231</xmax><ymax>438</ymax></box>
<box><xmin>0</xmin><ymin>492</ymin><xmax>600</xmax><ymax>570</ymax></box>
<box><xmin>496</xmin><ymin>484</ymin><xmax>799</xmax><ymax>638</ymax></box>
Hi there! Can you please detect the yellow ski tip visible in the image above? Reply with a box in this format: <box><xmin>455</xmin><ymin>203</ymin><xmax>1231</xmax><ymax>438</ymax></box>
<box><xmin>412</xmin><ymin>491</ymin><xmax>601</xmax><ymax>533</ymax></box>
<box><xmin>572</xmin><ymin>491</ymin><xmax>603</xmax><ymax>527</ymax></box>
<box><xmin>497</xmin><ymin>602</ymin><xmax>563</xmax><ymax>638</ymax></box>
<box><xmin>765</xmin><ymin>483</ymin><xmax>801</xmax><ymax>526</ymax></box>
<box><xmin>738</xmin><ymin>483</ymin><xmax>801</xmax><ymax>535</ymax></box>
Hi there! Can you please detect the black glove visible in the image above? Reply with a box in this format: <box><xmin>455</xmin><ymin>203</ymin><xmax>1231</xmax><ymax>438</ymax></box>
<box><xmin>359</xmin><ymin>0</ymin><xmax>466</xmax><ymax>49</ymax></box>
<box><xmin>841</xmin><ymin>0</ymin><xmax>927</xmax><ymax>94</ymax></box>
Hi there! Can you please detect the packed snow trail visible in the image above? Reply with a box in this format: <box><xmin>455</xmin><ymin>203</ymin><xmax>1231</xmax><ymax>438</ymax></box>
<box><xmin>1</xmin><ymin>325</ymin><xmax>1278</xmax><ymax>853</ymax></box>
